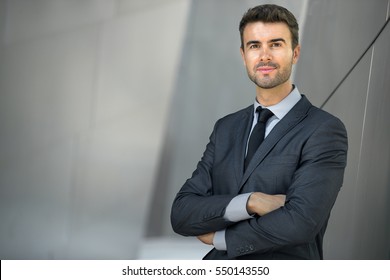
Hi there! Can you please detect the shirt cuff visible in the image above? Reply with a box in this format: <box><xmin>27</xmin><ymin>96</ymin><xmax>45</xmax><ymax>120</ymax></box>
<box><xmin>213</xmin><ymin>230</ymin><xmax>227</xmax><ymax>251</ymax></box>
<box><xmin>224</xmin><ymin>192</ymin><xmax>253</xmax><ymax>222</ymax></box>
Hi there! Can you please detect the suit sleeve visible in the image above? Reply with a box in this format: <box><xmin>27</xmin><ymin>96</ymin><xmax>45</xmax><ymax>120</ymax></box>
<box><xmin>224</xmin><ymin>117</ymin><xmax>348</xmax><ymax>258</ymax></box>
<box><xmin>170</xmin><ymin>120</ymin><xmax>237</xmax><ymax>236</ymax></box>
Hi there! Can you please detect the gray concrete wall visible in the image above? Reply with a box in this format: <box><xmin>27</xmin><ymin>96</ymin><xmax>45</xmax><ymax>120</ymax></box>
<box><xmin>0</xmin><ymin>0</ymin><xmax>389</xmax><ymax>260</ymax></box>
<box><xmin>296</xmin><ymin>0</ymin><xmax>390</xmax><ymax>260</ymax></box>
<box><xmin>0</xmin><ymin>0</ymin><xmax>190</xmax><ymax>259</ymax></box>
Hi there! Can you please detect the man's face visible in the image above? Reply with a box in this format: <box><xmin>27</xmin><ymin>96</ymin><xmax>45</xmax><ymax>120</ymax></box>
<box><xmin>240</xmin><ymin>21</ymin><xmax>300</xmax><ymax>90</ymax></box>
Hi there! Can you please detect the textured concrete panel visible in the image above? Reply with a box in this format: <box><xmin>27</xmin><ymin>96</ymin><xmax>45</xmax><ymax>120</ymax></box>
<box><xmin>65</xmin><ymin>115</ymin><xmax>163</xmax><ymax>259</ymax></box>
<box><xmin>94</xmin><ymin>0</ymin><xmax>189</xmax><ymax>124</ymax></box>
<box><xmin>350</xmin><ymin>23</ymin><xmax>390</xmax><ymax>259</ymax></box>
<box><xmin>322</xmin><ymin>19</ymin><xmax>390</xmax><ymax>261</ymax></box>
<box><xmin>322</xmin><ymin>49</ymin><xmax>371</xmax><ymax>259</ymax></box>
<box><xmin>0</xmin><ymin>27</ymin><xmax>99</xmax><ymax>161</ymax></box>
<box><xmin>295</xmin><ymin>0</ymin><xmax>388</xmax><ymax>107</ymax></box>
<box><xmin>3</xmin><ymin>0</ymin><xmax>115</xmax><ymax>44</ymax></box>
<box><xmin>0</xmin><ymin>26</ymin><xmax>99</xmax><ymax>259</ymax></box>
<box><xmin>0</xmin><ymin>0</ymin><xmax>190</xmax><ymax>259</ymax></box>
<box><xmin>116</xmin><ymin>0</ymin><xmax>181</xmax><ymax>15</ymax></box>
<box><xmin>0</xmin><ymin>140</ymin><xmax>74</xmax><ymax>259</ymax></box>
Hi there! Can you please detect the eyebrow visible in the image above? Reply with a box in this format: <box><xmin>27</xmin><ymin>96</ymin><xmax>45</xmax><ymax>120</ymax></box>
<box><xmin>245</xmin><ymin>38</ymin><xmax>286</xmax><ymax>47</ymax></box>
<box><xmin>269</xmin><ymin>38</ymin><xmax>286</xmax><ymax>44</ymax></box>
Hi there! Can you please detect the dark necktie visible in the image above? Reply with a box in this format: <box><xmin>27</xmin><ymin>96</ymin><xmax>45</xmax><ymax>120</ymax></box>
<box><xmin>244</xmin><ymin>107</ymin><xmax>274</xmax><ymax>170</ymax></box>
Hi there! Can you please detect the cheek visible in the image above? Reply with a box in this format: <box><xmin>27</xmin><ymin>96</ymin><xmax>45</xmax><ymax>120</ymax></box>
<box><xmin>275</xmin><ymin>53</ymin><xmax>294</xmax><ymax>67</ymax></box>
<box><xmin>244</xmin><ymin>54</ymin><xmax>258</xmax><ymax>68</ymax></box>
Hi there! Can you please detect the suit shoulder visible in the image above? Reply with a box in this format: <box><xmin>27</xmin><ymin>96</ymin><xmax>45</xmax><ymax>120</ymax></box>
<box><xmin>307</xmin><ymin>105</ymin><xmax>347</xmax><ymax>133</ymax></box>
<box><xmin>297</xmin><ymin>94</ymin><xmax>344</xmax><ymax>125</ymax></box>
<box><xmin>308</xmin><ymin>105</ymin><xmax>343</xmax><ymax>122</ymax></box>
<box><xmin>216</xmin><ymin>105</ymin><xmax>252</xmax><ymax>125</ymax></box>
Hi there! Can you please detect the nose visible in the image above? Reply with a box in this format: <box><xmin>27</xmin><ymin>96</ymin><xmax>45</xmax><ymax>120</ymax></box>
<box><xmin>259</xmin><ymin>46</ymin><xmax>271</xmax><ymax>61</ymax></box>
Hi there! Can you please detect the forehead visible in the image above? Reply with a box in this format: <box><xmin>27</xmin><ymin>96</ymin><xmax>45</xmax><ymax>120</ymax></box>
<box><xmin>243</xmin><ymin>21</ymin><xmax>292</xmax><ymax>44</ymax></box>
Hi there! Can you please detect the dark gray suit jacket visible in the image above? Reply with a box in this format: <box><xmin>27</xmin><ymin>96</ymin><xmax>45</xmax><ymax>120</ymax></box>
<box><xmin>171</xmin><ymin>95</ymin><xmax>348</xmax><ymax>259</ymax></box>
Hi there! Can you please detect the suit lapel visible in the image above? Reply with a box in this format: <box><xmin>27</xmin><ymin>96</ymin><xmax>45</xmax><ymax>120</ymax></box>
<box><xmin>233</xmin><ymin>106</ymin><xmax>253</xmax><ymax>186</ymax></box>
<box><xmin>238</xmin><ymin>95</ymin><xmax>312</xmax><ymax>190</ymax></box>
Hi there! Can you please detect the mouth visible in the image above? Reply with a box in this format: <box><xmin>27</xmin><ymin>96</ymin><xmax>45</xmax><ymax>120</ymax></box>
<box><xmin>257</xmin><ymin>66</ymin><xmax>276</xmax><ymax>74</ymax></box>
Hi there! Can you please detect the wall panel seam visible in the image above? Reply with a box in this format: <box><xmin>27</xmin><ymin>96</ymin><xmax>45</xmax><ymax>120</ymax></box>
<box><xmin>320</xmin><ymin>18</ymin><xmax>390</xmax><ymax>109</ymax></box>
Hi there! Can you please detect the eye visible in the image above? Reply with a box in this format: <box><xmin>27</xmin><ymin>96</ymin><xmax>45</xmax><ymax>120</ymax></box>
<box><xmin>249</xmin><ymin>44</ymin><xmax>260</xmax><ymax>49</ymax></box>
<box><xmin>270</xmin><ymin>42</ymin><xmax>282</xmax><ymax>48</ymax></box>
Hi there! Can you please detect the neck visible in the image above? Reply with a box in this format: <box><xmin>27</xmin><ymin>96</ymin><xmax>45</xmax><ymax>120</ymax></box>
<box><xmin>256</xmin><ymin>81</ymin><xmax>294</xmax><ymax>107</ymax></box>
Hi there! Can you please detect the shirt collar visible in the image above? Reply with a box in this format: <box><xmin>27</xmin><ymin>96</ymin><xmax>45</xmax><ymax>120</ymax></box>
<box><xmin>253</xmin><ymin>85</ymin><xmax>302</xmax><ymax>120</ymax></box>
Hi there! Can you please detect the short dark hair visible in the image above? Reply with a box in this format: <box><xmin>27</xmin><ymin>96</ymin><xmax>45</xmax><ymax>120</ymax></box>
<box><xmin>239</xmin><ymin>4</ymin><xmax>299</xmax><ymax>50</ymax></box>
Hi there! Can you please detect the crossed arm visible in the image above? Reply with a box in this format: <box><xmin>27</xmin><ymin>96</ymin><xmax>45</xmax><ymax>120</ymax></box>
<box><xmin>197</xmin><ymin>192</ymin><xmax>286</xmax><ymax>245</ymax></box>
<box><xmin>171</xmin><ymin>116</ymin><xmax>347</xmax><ymax>257</ymax></box>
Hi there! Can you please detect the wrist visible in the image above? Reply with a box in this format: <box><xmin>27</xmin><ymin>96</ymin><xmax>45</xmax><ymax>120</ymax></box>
<box><xmin>246</xmin><ymin>193</ymin><xmax>257</xmax><ymax>215</ymax></box>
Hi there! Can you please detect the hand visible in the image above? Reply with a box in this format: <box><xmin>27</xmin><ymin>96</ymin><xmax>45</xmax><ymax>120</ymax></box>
<box><xmin>247</xmin><ymin>192</ymin><xmax>286</xmax><ymax>216</ymax></box>
<box><xmin>197</xmin><ymin>232</ymin><xmax>215</xmax><ymax>245</ymax></box>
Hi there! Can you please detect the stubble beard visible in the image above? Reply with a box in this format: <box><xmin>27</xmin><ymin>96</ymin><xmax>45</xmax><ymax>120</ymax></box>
<box><xmin>248</xmin><ymin>60</ymin><xmax>293</xmax><ymax>89</ymax></box>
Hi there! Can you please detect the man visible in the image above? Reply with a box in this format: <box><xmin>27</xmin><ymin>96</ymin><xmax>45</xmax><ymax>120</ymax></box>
<box><xmin>171</xmin><ymin>4</ymin><xmax>348</xmax><ymax>260</ymax></box>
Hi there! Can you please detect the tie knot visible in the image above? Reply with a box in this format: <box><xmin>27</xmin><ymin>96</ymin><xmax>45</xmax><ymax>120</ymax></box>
<box><xmin>257</xmin><ymin>107</ymin><xmax>274</xmax><ymax>123</ymax></box>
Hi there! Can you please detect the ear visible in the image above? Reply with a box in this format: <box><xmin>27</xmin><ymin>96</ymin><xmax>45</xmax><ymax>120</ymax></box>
<box><xmin>240</xmin><ymin>47</ymin><xmax>246</xmax><ymax>66</ymax></box>
<box><xmin>292</xmin><ymin>44</ymin><xmax>301</xmax><ymax>64</ymax></box>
